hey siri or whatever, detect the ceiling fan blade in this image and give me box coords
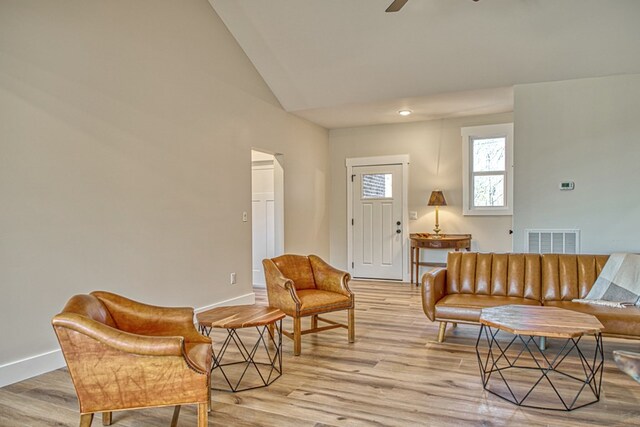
[386,0,409,13]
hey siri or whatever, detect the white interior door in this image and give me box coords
[352,164,403,280]
[252,192,275,286]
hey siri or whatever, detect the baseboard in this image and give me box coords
[0,291,256,389]
[194,291,255,313]
[0,349,66,389]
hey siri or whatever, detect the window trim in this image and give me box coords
[461,123,514,216]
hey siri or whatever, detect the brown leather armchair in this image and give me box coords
[263,254,354,355]
[52,292,212,427]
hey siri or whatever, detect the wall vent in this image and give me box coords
[525,229,580,254]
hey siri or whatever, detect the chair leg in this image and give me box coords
[170,406,181,427]
[79,414,94,427]
[293,317,302,356]
[348,308,355,343]
[197,403,208,427]
[311,314,318,329]
[437,322,447,343]
[102,411,112,426]
[452,322,457,328]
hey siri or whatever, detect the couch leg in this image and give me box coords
[437,322,447,343]
[539,336,546,351]
[293,317,302,356]
[79,414,94,427]
[197,403,208,427]
[348,308,355,343]
[102,411,112,426]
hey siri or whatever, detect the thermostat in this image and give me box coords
[559,181,575,190]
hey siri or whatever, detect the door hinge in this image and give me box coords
[351,174,355,182]
[351,218,354,226]
[352,262,354,268]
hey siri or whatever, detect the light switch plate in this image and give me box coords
[409,211,418,220]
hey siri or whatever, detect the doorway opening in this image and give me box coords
[251,150,284,287]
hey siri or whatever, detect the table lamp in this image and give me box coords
[428,190,447,238]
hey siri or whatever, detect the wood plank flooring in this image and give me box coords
[2,281,640,426]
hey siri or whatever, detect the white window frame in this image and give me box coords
[461,123,514,216]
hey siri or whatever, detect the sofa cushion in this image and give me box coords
[435,294,542,322]
[446,252,542,300]
[544,301,640,337]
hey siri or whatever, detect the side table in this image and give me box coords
[476,305,604,411]
[410,233,471,284]
[196,305,285,392]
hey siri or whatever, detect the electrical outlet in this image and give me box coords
[230,272,237,285]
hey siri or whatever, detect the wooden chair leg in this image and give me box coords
[293,317,302,356]
[197,403,208,427]
[102,411,112,426]
[437,321,447,343]
[311,314,318,329]
[79,413,94,427]
[452,322,458,328]
[170,405,181,427]
[348,308,355,343]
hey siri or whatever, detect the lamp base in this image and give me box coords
[432,228,443,239]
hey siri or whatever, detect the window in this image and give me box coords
[362,173,392,198]
[461,123,513,215]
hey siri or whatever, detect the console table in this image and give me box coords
[410,233,471,285]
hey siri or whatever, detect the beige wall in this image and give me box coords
[329,113,514,272]
[0,0,329,378]
[513,74,640,253]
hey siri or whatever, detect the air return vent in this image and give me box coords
[525,229,580,254]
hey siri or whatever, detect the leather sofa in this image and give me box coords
[422,252,640,342]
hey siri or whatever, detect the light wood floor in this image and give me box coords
[1,281,640,426]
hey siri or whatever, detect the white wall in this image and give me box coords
[0,0,329,385]
[513,74,640,254]
[329,113,514,272]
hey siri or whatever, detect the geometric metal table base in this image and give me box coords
[200,319,283,392]
[476,325,604,411]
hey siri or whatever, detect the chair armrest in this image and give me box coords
[91,291,208,343]
[53,313,185,357]
[263,259,300,314]
[309,255,352,297]
[421,268,447,322]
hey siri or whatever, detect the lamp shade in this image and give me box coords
[428,190,447,206]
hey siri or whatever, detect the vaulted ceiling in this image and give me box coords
[209,0,640,128]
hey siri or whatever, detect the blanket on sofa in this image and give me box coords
[573,253,640,308]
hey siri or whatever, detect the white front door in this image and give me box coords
[352,164,403,280]
[252,192,275,286]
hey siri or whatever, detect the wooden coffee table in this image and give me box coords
[197,305,285,392]
[476,305,604,411]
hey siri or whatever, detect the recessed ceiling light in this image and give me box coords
[398,109,412,116]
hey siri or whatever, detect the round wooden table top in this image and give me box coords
[196,305,285,329]
[479,305,604,338]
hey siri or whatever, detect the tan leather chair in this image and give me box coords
[52,292,212,427]
[263,254,354,355]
